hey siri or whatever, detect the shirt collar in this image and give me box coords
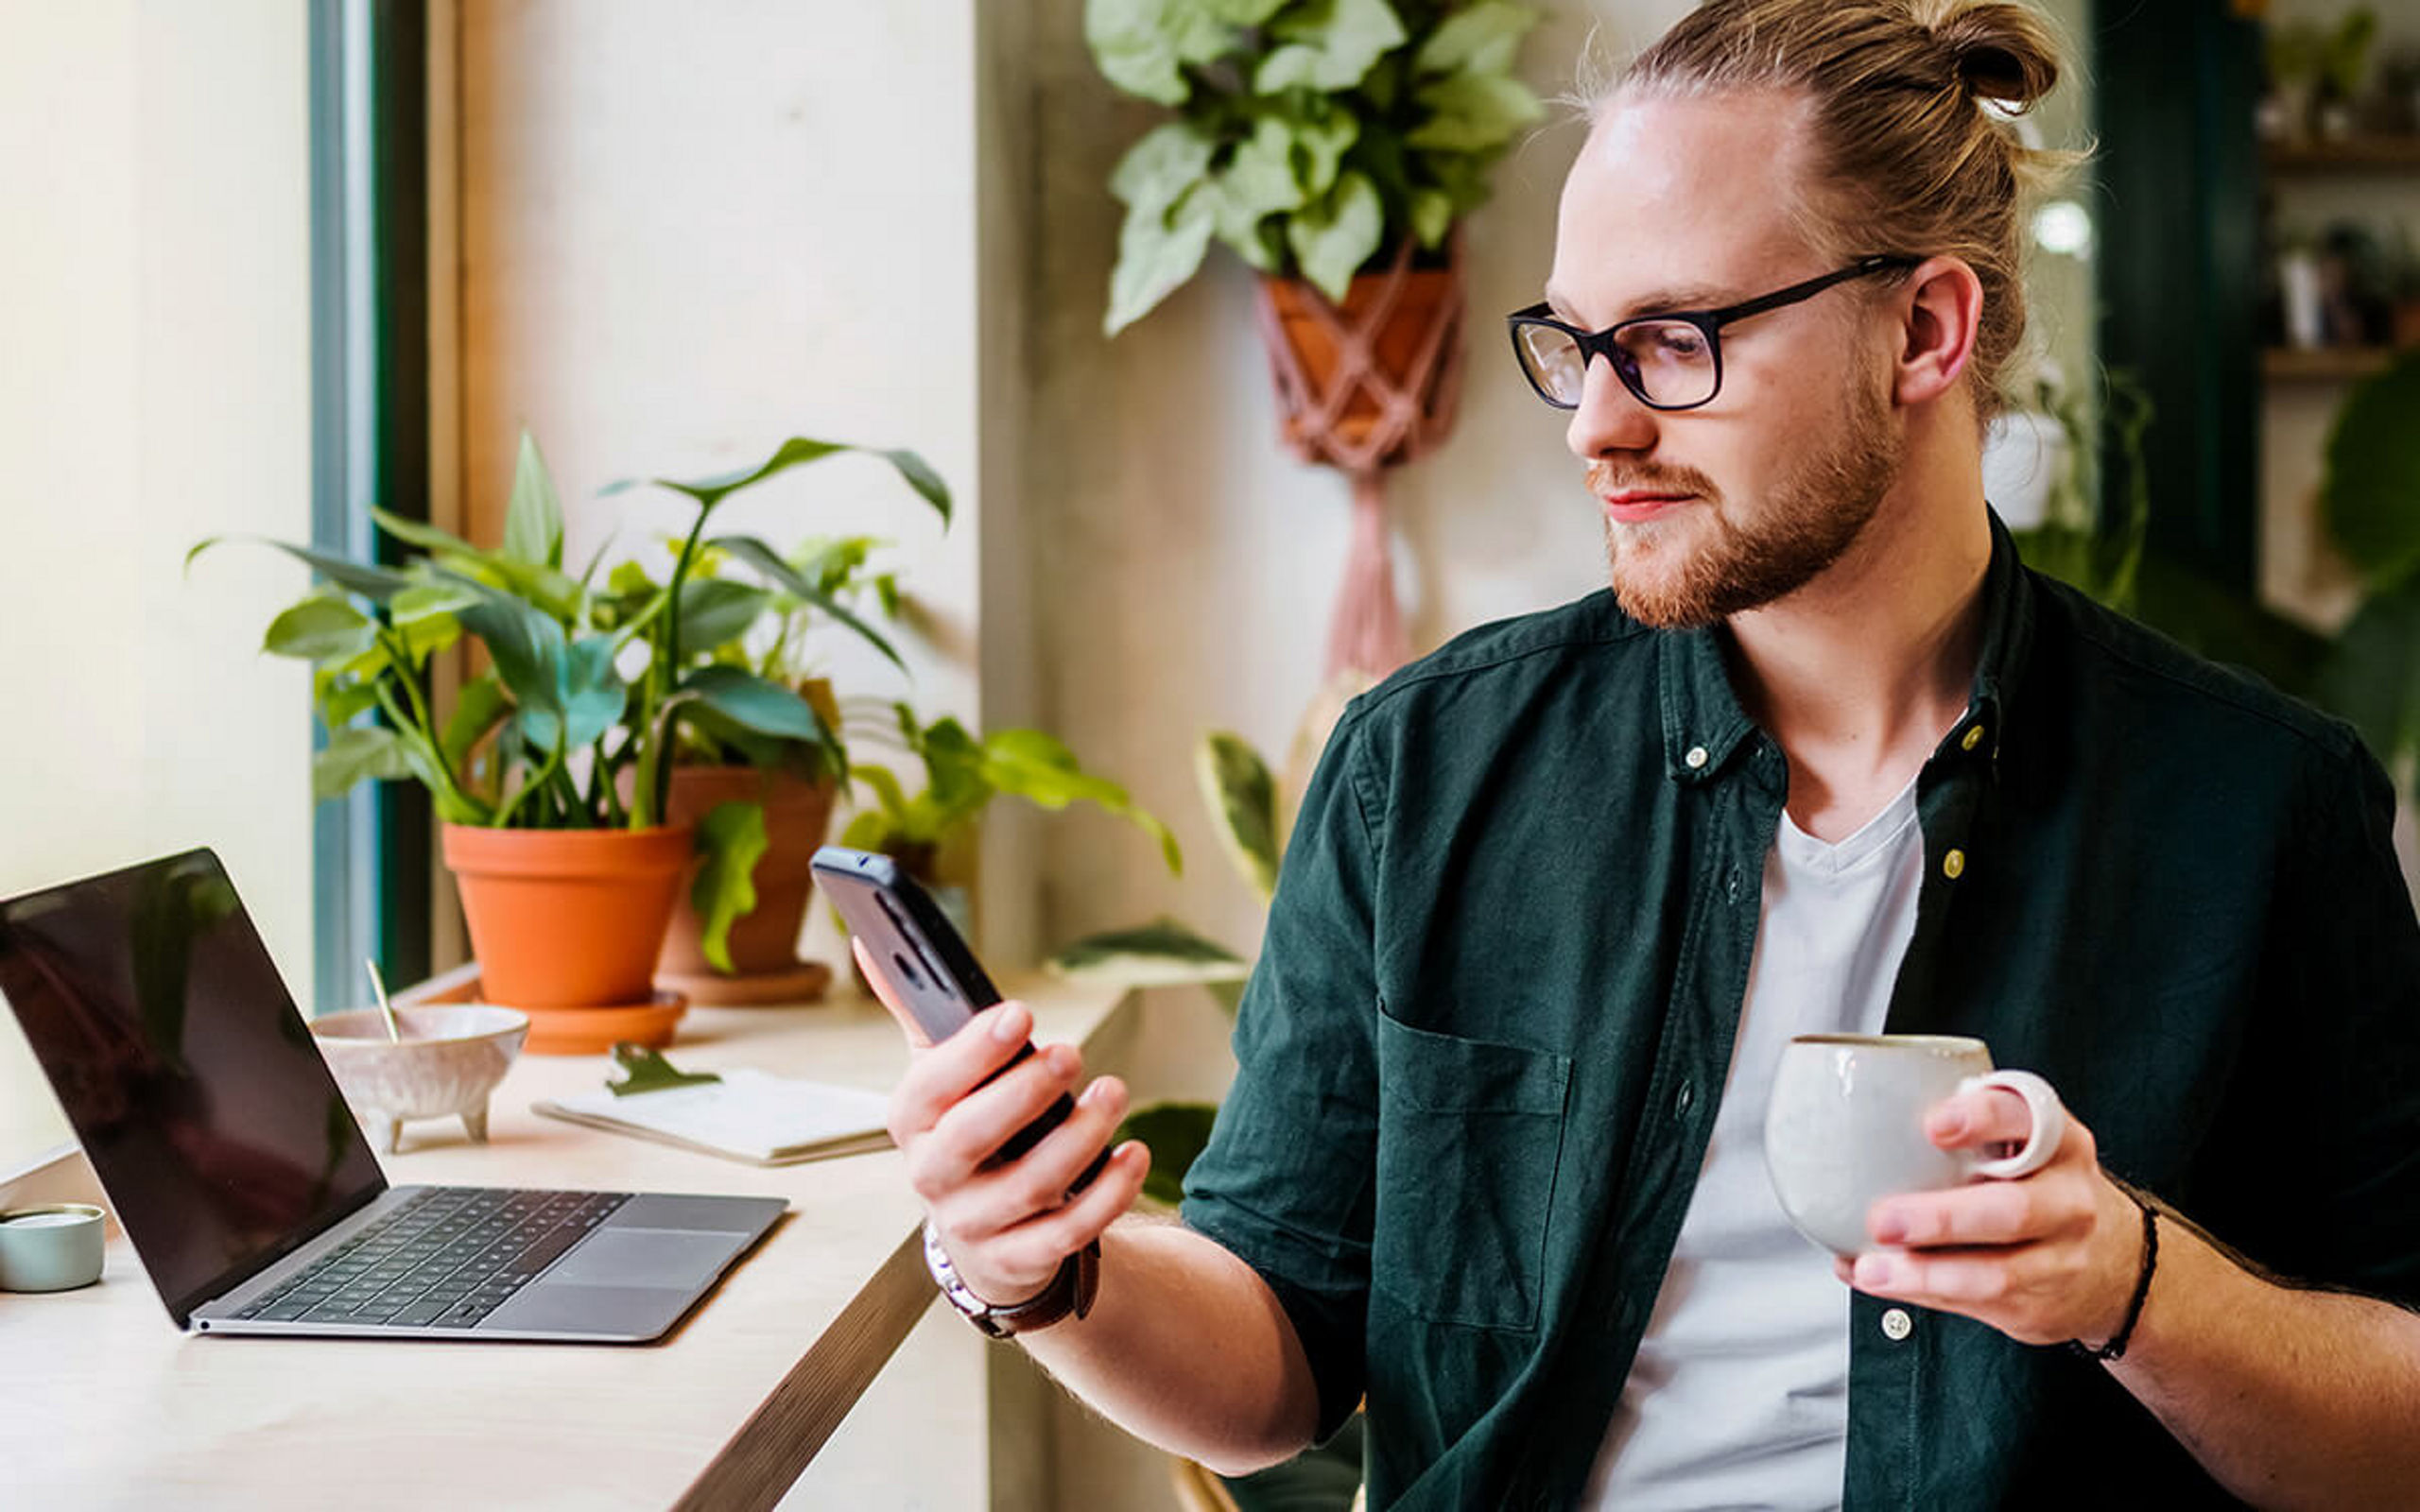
[1657,508,2034,785]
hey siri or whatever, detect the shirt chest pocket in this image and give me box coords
[1372,1012,1572,1332]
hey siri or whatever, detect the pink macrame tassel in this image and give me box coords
[1323,470,1410,683]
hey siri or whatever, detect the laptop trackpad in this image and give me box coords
[546,1228,748,1289]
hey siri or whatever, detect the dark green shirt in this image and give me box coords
[1182,520,2420,1510]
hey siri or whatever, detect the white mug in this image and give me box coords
[1764,1033,2066,1257]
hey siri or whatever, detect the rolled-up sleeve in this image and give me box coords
[1182,710,1383,1444]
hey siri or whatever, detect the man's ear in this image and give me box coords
[1892,256,1984,408]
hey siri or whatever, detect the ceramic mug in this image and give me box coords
[1764,1034,2066,1257]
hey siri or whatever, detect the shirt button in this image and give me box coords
[1942,849,1966,880]
[1961,725,1985,753]
[1685,745,1709,770]
[1724,867,1742,902]
[1673,1080,1696,1117]
[1881,1307,1913,1341]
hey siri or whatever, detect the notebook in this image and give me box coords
[534,1070,893,1166]
[0,848,786,1343]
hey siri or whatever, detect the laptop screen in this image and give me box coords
[0,849,385,1325]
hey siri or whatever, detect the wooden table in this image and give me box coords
[0,972,1134,1511]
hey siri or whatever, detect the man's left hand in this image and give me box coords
[1833,1085,2144,1349]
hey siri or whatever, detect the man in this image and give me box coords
[870,0,2420,1504]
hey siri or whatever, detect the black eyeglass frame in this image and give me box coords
[1505,254,1920,412]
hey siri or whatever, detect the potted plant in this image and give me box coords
[1088,0,1543,708]
[839,704,1184,939]
[1092,0,1541,450]
[604,525,938,1006]
[189,428,942,1053]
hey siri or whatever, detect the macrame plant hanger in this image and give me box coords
[1253,238,1468,689]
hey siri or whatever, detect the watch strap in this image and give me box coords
[924,1219,1099,1339]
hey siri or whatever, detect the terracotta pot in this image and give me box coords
[1254,239,1467,472]
[441,822,696,1012]
[654,764,840,1003]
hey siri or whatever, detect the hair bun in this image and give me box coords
[1923,1,2061,109]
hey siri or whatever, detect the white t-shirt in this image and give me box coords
[1582,776,1927,1510]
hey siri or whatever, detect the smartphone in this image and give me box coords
[812,846,1106,1187]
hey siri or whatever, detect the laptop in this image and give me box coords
[0,848,786,1343]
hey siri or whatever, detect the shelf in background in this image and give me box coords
[2263,347,2402,382]
[2263,136,2420,174]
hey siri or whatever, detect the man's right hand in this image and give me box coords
[860,937,1152,1308]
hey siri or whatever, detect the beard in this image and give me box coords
[1595,373,1901,630]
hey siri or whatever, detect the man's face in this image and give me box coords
[1548,89,1902,629]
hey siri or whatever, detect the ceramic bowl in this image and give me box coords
[312,1005,530,1153]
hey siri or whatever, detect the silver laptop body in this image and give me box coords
[0,849,784,1343]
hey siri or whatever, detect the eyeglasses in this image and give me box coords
[1505,255,1918,412]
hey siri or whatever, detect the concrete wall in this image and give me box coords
[0,0,314,1169]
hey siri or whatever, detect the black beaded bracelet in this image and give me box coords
[2068,1191,2158,1363]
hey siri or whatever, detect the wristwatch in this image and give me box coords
[923,1219,1100,1338]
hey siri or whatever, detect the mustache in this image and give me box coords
[1586,461,1719,499]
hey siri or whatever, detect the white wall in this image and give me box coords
[0,0,314,1169]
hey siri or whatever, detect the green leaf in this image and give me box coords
[875,448,953,524]
[185,535,413,603]
[981,729,1183,874]
[689,800,771,974]
[921,717,996,827]
[608,558,660,598]
[528,632,626,754]
[2322,350,2420,587]
[504,430,565,569]
[676,665,835,745]
[1195,730,1280,901]
[1109,121,1220,216]
[313,725,414,801]
[1115,1100,1221,1207]
[264,593,378,662]
[1254,0,1407,92]
[450,584,573,749]
[392,579,483,624]
[1409,187,1454,249]
[1085,0,1236,106]
[847,762,916,828]
[437,548,585,625]
[714,535,907,671]
[1047,918,1251,985]
[366,507,496,569]
[677,578,774,657]
[441,670,510,771]
[626,438,951,525]
[1105,193,1217,336]
[1203,116,1308,255]
[1288,108,1358,198]
[1412,1,1536,77]
[1407,71,1545,152]
[1286,171,1385,302]
[315,668,383,727]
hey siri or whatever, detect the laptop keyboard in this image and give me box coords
[233,1188,631,1330]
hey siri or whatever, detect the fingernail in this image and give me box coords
[1871,1210,1908,1245]
[1855,1253,1899,1289]
[1080,1079,1113,1108]
[1931,1108,1968,1140]
[990,1004,1028,1043]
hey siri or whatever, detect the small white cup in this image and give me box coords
[1765,1034,2066,1257]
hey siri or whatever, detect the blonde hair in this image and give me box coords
[1606,0,2080,421]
